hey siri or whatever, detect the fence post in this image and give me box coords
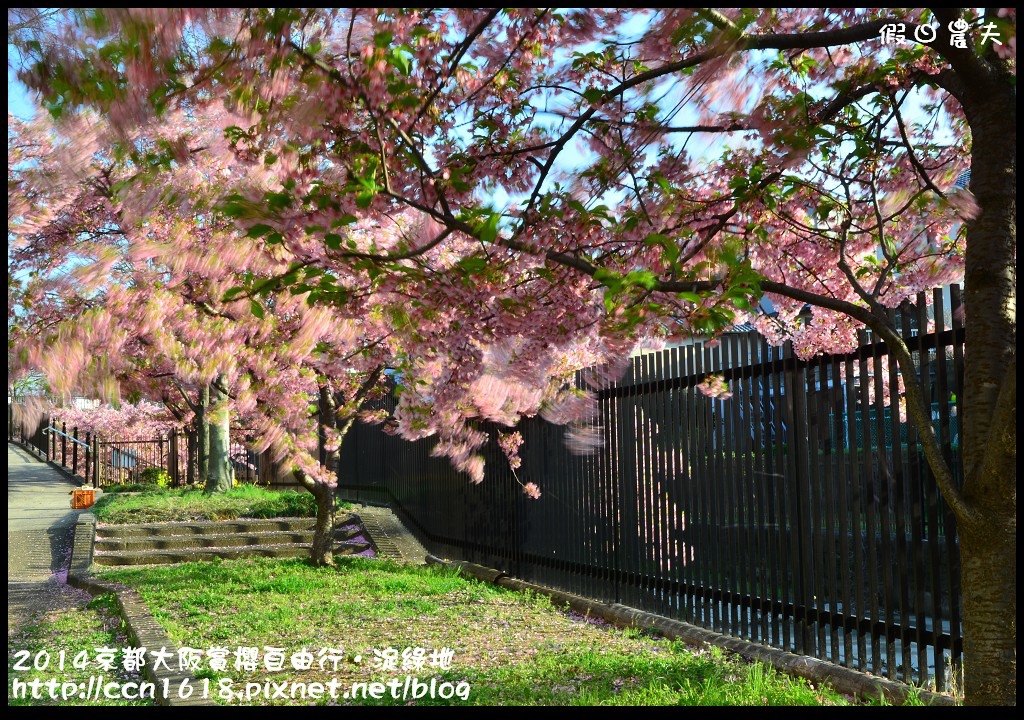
[84,432,92,486]
[168,432,179,486]
[186,431,196,486]
[93,435,101,488]
[61,421,67,467]
[72,427,79,477]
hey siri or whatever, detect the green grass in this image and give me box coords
[7,594,156,706]
[92,485,324,524]
[93,557,904,707]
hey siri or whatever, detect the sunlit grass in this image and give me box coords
[93,557,917,706]
[91,485,326,524]
[7,594,156,706]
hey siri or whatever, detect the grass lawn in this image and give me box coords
[7,594,156,706]
[91,485,322,524]
[94,557,927,706]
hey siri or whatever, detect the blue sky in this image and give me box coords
[9,61,38,121]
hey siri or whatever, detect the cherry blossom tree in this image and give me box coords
[8,8,1015,703]
[8,103,607,565]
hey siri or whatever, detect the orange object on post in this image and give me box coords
[71,489,96,509]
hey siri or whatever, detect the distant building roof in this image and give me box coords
[728,323,758,334]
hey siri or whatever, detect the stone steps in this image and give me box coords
[92,514,375,567]
[96,517,317,539]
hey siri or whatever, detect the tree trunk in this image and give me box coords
[196,384,210,486]
[958,507,1016,705]
[205,380,233,494]
[955,67,1017,705]
[309,482,337,567]
[306,384,340,566]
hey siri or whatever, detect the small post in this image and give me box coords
[84,432,92,485]
[168,432,178,486]
[72,427,79,477]
[93,435,101,488]
[61,421,67,467]
[186,431,196,486]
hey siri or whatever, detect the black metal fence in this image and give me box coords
[337,287,965,692]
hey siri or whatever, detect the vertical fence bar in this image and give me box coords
[666,347,683,620]
[929,287,950,690]
[780,342,803,654]
[910,293,931,687]
[682,342,699,625]
[793,351,814,656]
[652,349,670,617]
[818,360,834,662]
[844,350,867,672]
[869,330,895,679]
[887,306,913,683]
[710,341,726,634]
[168,432,178,486]
[750,340,771,646]
[72,426,80,478]
[857,329,881,674]
[810,360,833,663]
[92,436,100,488]
[188,432,197,486]
[719,338,737,638]
[84,432,92,487]
[945,283,965,683]
[693,341,711,629]
[832,352,854,669]
[61,421,67,468]
[724,336,745,640]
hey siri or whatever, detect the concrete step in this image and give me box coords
[90,512,375,567]
[95,514,359,539]
[92,540,373,566]
[95,525,365,552]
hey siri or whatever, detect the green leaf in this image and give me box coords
[388,48,411,75]
[250,300,265,319]
[265,191,293,211]
[331,214,358,227]
[479,213,501,243]
[356,191,375,209]
[457,256,488,274]
[324,233,343,250]
[624,270,658,290]
[245,224,274,238]
[222,287,246,302]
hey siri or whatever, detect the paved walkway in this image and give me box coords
[351,504,429,565]
[7,442,94,635]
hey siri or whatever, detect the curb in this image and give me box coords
[424,555,957,707]
[67,514,216,706]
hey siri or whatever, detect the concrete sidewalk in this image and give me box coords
[7,441,94,634]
